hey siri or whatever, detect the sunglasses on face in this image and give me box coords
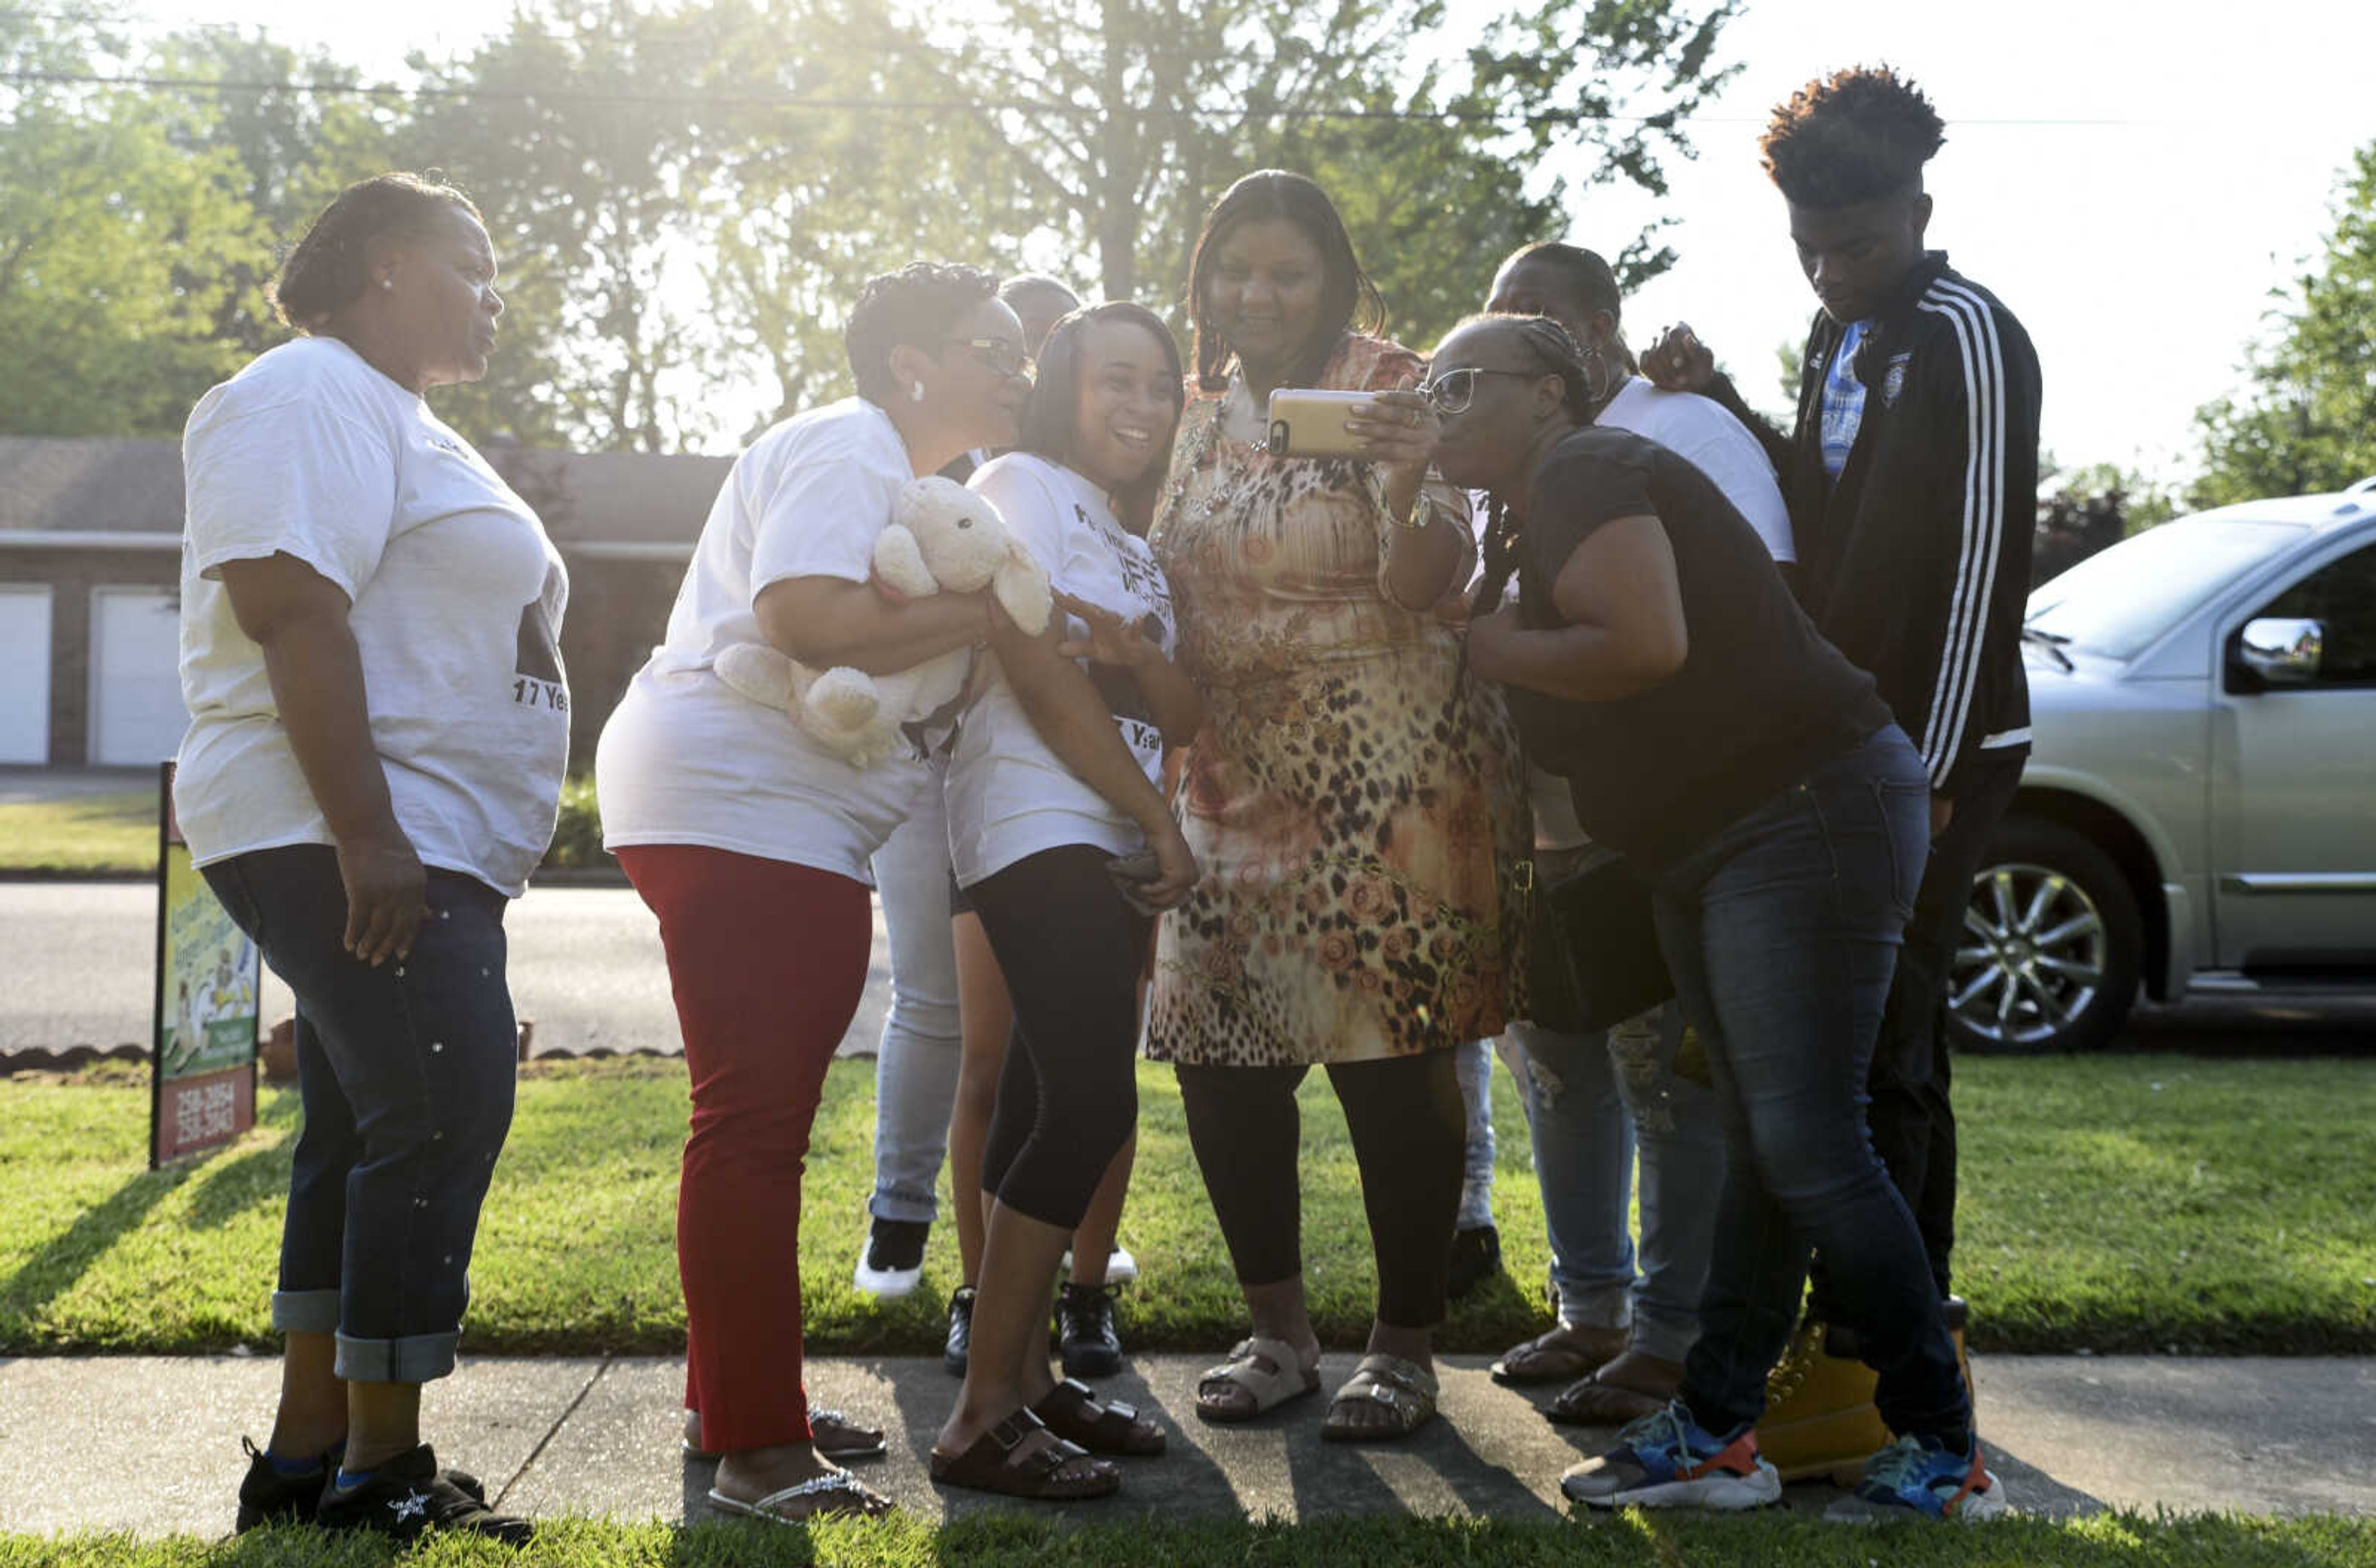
[1416,365,1539,415]
[945,337,1032,380]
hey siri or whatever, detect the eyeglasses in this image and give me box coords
[1416,366,1539,415]
[945,337,1032,380]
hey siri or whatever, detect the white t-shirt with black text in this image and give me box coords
[595,397,933,882]
[945,453,1175,887]
[176,335,570,898]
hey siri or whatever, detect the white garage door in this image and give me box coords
[88,587,190,766]
[0,585,52,764]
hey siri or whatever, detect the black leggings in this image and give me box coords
[970,843,1150,1230]
[1175,1049,1465,1330]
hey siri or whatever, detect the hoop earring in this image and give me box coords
[1580,344,1616,406]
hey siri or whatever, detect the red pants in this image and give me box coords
[616,844,872,1452]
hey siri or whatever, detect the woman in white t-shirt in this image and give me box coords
[592,263,1033,1524]
[178,173,556,1545]
[926,301,1201,1499]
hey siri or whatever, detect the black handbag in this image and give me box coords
[1526,845,1675,1036]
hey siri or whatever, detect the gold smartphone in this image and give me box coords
[1266,389,1372,459]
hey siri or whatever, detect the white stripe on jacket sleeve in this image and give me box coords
[1914,281,2010,789]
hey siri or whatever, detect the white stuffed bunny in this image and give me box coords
[714,475,1052,768]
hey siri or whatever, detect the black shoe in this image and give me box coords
[944,1285,976,1376]
[1446,1224,1502,1299]
[1054,1282,1124,1379]
[314,1444,531,1545]
[853,1217,931,1299]
[235,1436,337,1533]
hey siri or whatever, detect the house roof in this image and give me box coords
[0,436,731,548]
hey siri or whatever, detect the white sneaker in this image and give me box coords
[1060,1246,1138,1285]
[851,1217,928,1299]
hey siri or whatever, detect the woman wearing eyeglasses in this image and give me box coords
[593,263,1031,1525]
[1146,171,1529,1442]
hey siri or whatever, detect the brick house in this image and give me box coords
[0,435,729,771]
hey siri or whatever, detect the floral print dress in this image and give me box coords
[1144,334,1530,1067]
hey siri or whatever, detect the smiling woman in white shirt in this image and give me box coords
[593,262,1031,1525]
[178,172,556,1548]
[929,302,1202,1501]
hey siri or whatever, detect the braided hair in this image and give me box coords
[1760,65,1947,208]
[1442,311,1610,619]
[269,173,481,330]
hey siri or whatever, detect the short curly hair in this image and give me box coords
[270,172,481,330]
[1760,65,1946,209]
[844,262,1002,405]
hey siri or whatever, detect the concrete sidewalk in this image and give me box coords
[4,1351,2372,1536]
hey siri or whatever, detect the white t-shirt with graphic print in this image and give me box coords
[595,397,935,883]
[945,452,1176,888]
[176,335,570,898]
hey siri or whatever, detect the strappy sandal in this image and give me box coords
[682,1406,887,1462]
[1489,1322,1627,1386]
[1319,1353,1439,1443]
[1194,1335,1321,1424]
[1031,1377,1166,1455]
[929,1410,1121,1500]
[707,1470,894,1522]
[1546,1351,1682,1427]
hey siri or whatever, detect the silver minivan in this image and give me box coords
[1948,480,2376,1053]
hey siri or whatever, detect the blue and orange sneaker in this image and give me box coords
[1560,1400,1781,1510]
[1824,1432,2009,1523]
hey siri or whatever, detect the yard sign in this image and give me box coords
[150,760,259,1167]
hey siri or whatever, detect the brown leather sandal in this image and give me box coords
[1031,1377,1167,1456]
[1545,1350,1684,1426]
[1489,1322,1628,1387]
[928,1410,1121,1500]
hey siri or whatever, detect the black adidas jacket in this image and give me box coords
[1710,252,2041,798]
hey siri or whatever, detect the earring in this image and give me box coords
[908,382,925,403]
[379,277,394,291]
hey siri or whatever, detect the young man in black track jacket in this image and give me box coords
[1644,66,2042,1314]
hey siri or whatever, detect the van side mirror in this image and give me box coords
[2230,616,2324,691]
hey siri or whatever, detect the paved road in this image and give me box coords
[3,1352,2372,1536]
[0,882,895,1059]
[4,879,2373,1059]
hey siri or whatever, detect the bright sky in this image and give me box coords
[118,0,2376,480]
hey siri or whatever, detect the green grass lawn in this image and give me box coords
[7,1512,2373,1567]
[3,1053,2373,1357]
[0,790,157,874]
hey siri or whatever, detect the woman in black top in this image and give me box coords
[1429,313,2004,1523]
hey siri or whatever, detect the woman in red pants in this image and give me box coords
[594,263,1030,1524]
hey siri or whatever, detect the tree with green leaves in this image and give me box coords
[2192,140,2376,506]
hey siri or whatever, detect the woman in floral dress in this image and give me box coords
[1147,171,1530,1442]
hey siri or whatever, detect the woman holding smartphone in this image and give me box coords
[1147,171,1529,1443]
[929,301,1200,1499]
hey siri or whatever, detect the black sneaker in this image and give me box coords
[1054,1282,1123,1379]
[235,1436,335,1533]
[315,1444,531,1545]
[853,1217,930,1299]
[944,1285,976,1376]
[1447,1223,1502,1299]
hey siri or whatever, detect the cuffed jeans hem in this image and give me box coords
[1630,1312,1700,1364]
[333,1329,462,1384]
[1556,1284,1634,1333]
[270,1288,341,1335]
[866,1187,939,1225]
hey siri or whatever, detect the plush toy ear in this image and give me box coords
[873,524,939,598]
[992,548,1052,635]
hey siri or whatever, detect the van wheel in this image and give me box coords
[1945,816,2143,1055]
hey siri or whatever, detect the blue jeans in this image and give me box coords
[1654,725,1969,1442]
[1510,1002,1724,1363]
[202,845,517,1384]
[1454,1038,1499,1232]
[866,780,962,1225]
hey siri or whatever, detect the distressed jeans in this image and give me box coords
[202,845,517,1384]
[866,776,963,1226]
[1453,1037,1500,1232]
[1508,1002,1725,1363]
[1656,725,1971,1442]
